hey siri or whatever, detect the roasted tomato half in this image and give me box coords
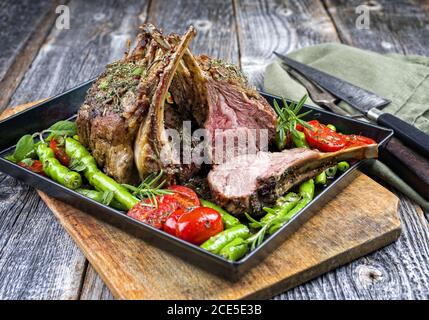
[343,134,376,149]
[168,185,200,209]
[302,120,346,152]
[49,138,70,166]
[176,207,223,245]
[128,195,179,229]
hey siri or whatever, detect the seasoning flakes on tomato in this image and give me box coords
[128,195,179,229]
[343,134,377,149]
[168,185,200,209]
[302,120,346,152]
[176,207,223,245]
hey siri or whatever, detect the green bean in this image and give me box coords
[337,161,350,172]
[200,224,250,254]
[200,199,240,229]
[325,165,338,178]
[291,131,308,148]
[76,188,127,211]
[315,171,327,185]
[36,143,82,189]
[219,238,248,261]
[327,124,336,131]
[65,138,138,210]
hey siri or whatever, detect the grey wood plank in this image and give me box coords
[79,264,115,300]
[275,193,429,300]
[147,0,239,63]
[0,173,86,299]
[9,0,149,107]
[324,0,429,55]
[0,0,59,111]
[0,0,150,300]
[234,0,341,88]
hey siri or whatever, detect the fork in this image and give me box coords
[287,68,361,118]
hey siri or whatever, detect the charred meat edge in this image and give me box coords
[208,144,378,215]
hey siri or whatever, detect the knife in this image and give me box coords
[274,52,429,159]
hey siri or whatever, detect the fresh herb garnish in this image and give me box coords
[244,212,291,251]
[44,120,77,141]
[69,158,87,172]
[274,94,313,150]
[4,120,76,163]
[6,134,35,163]
[122,170,173,207]
[100,191,114,206]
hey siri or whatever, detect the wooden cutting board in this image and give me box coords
[1,103,401,300]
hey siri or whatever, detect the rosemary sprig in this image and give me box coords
[122,170,173,207]
[244,212,287,251]
[274,94,313,149]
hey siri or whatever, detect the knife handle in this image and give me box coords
[380,137,429,200]
[377,113,429,159]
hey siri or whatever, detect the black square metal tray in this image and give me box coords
[0,79,393,280]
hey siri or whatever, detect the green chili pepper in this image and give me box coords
[315,171,327,185]
[291,131,308,148]
[325,165,338,178]
[200,224,250,254]
[76,188,127,211]
[327,124,336,131]
[268,179,314,235]
[219,238,248,261]
[65,138,138,210]
[200,199,240,229]
[337,161,350,172]
[299,178,315,199]
[255,192,301,227]
[36,143,82,189]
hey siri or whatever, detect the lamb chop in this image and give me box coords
[77,21,278,186]
[170,49,278,164]
[77,25,196,184]
[208,144,378,215]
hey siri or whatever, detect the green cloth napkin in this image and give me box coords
[264,43,429,211]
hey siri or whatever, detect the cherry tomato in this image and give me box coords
[168,185,200,209]
[128,195,179,229]
[163,208,187,236]
[18,159,45,175]
[303,120,346,152]
[176,207,223,245]
[343,134,377,149]
[49,138,70,166]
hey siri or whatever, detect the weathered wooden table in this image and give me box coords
[0,0,428,300]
